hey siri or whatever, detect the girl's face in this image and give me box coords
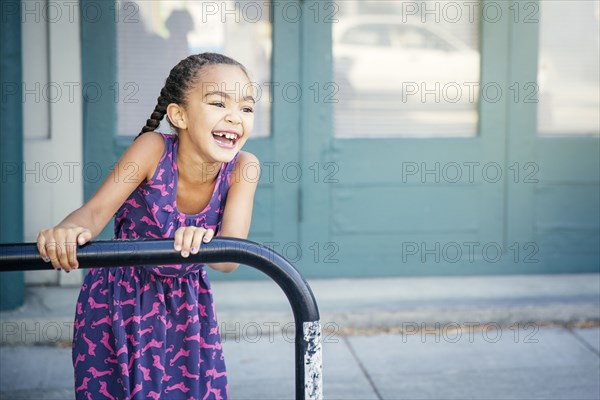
[178,64,255,163]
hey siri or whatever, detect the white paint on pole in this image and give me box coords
[303,320,323,399]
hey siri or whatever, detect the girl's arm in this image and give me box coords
[37,132,165,271]
[207,151,260,273]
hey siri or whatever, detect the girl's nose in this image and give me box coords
[225,109,242,124]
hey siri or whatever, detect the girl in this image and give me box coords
[36,52,259,399]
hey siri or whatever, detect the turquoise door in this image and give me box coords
[298,1,506,277]
[81,1,302,280]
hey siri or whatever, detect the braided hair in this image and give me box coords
[136,52,248,139]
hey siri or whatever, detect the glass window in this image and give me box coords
[538,1,600,136]
[333,0,480,138]
[116,1,272,138]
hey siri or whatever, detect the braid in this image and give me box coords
[135,52,249,140]
[138,90,168,136]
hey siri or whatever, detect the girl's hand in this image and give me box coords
[174,226,215,258]
[36,226,93,272]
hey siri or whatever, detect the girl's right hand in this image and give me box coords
[36,226,93,272]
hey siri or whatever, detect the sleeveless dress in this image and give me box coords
[72,133,238,400]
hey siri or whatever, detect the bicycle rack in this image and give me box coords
[0,238,322,399]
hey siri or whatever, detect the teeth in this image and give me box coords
[214,132,238,141]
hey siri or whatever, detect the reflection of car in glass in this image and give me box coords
[333,16,480,101]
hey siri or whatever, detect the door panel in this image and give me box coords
[300,0,509,277]
[508,1,600,273]
[81,1,302,280]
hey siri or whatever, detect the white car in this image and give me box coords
[333,16,480,100]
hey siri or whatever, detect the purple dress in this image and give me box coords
[72,133,238,400]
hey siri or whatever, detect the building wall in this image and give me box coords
[21,3,83,285]
[10,0,600,286]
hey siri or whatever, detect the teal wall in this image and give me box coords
[81,0,118,240]
[80,0,599,280]
[0,0,25,309]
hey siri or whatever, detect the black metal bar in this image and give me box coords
[0,238,322,399]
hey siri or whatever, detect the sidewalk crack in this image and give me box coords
[343,336,383,400]
[566,328,600,358]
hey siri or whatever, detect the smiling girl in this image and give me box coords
[36,53,259,399]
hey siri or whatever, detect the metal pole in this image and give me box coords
[0,238,323,399]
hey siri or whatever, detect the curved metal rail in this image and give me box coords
[0,238,322,399]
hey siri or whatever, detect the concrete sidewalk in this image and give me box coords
[1,273,599,344]
[1,273,599,399]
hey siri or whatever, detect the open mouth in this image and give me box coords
[212,131,240,149]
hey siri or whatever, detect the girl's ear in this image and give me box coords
[166,103,188,130]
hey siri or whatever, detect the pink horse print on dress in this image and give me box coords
[82,333,97,356]
[165,382,191,394]
[141,301,162,321]
[140,281,151,294]
[104,357,118,365]
[142,338,164,352]
[205,368,227,379]
[75,317,85,330]
[168,288,185,298]
[198,303,208,317]
[169,348,190,366]
[150,203,165,228]
[100,332,115,353]
[118,297,136,306]
[98,381,116,400]
[176,301,195,313]
[87,366,114,378]
[178,365,199,379]
[115,344,127,357]
[148,183,169,197]
[75,376,91,392]
[202,381,223,400]
[151,354,167,375]
[124,198,142,208]
[125,333,140,346]
[147,391,161,400]
[138,325,154,336]
[88,297,109,309]
[162,372,173,383]
[74,353,86,368]
[137,364,152,381]
[130,383,143,397]
[90,275,105,291]
[155,291,165,302]
[183,333,201,343]
[157,314,173,330]
[121,314,141,327]
[175,317,193,332]
[91,315,112,328]
[140,216,161,230]
[128,349,141,370]
[118,280,135,293]
[118,362,129,377]
[200,336,222,350]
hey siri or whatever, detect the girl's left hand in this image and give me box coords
[174,226,215,258]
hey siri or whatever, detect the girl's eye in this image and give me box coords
[242,107,254,113]
[210,102,225,108]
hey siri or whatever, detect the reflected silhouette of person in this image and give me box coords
[165,9,195,67]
